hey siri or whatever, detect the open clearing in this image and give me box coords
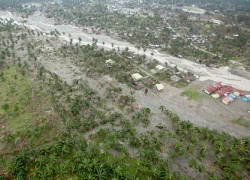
[181,89,205,100]
[182,6,206,14]
[0,66,33,132]
[0,66,64,155]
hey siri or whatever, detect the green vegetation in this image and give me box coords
[41,0,250,65]
[204,23,211,29]
[0,65,63,160]
[155,71,189,88]
[181,89,205,100]
[231,116,250,128]
[0,66,32,132]
[0,0,51,7]
[182,6,205,13]
[1,104,250,179]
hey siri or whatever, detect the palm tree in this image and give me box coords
[159,105,166,112]
[61,145,70,155]
[207,172,219,180]
[223,161,240,174]
[86,174,96,180]
[78,37,82,44]
[171,114,180,124]
[201,127,211,140]
[142,107,151,116]
[82,158,92,172]
[44,163,54,176]
[48,153,57,162]
[56,164,68,178]
[35,156,45,168]
[95,168,108,179]
[189,158,198,169]
[200,144,209,158]
[114,165,123,177]
[38,170,49,180]
[173,141,185,156]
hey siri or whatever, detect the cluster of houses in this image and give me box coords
[171,71,197,83]
[153,63,198,83]
[203,82,249,105]
[126,65,165,92]
[128,62,198,92]
[83,27,101,35]
[187,35,207,44]
[105,55,198,93]
[130,71,164,91]
[210,19,223,25]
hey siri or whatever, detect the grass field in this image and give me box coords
[204,23,211,29]
[0,66,63,156]
[231,116,250,128]
[182,6,206,14]
[181,89,205,100]
[0,66,33,132]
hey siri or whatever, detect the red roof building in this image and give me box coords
[214,86,233,97]
[203,82,223,94]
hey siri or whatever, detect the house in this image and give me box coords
[177,72,196,82]
[151,69,157,74]
[155,83,164,91]
[211,93,220,99]
[210,19,223,25]
[222,93,236,105]
[149,44,161,49]
[203,82,223,95]
[171,75,181,82]
[222,97,231,105]
[233,90,244,97]
[241,95,250,102]
[131,73,143,81]
[155,65,164,72]
[133,81,144,90]
[211,86,233,99]
[105,59,115,67]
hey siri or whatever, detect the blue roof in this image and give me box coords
[241,97,250,102]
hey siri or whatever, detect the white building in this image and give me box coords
[156,65,164,72]
[210,19,223,25]
[131,73,143,81]
[156,84,164,91]
[105,59,115,65]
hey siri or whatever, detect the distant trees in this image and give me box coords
[237,14,250,27]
